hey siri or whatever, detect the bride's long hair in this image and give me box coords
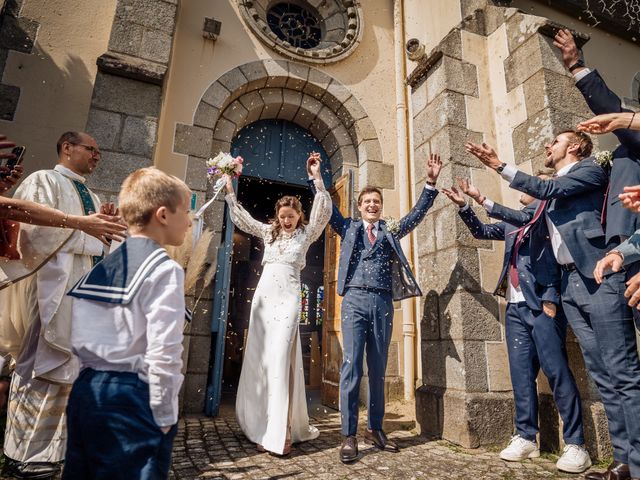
[268,196,308,244]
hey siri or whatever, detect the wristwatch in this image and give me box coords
[426,179,436,187]
[496,163,507,173]
[568,59,585,72]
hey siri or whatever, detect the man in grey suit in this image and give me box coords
[467,133,640,480]
[308,154,441,463]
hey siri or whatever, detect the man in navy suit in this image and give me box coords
[554,29,640,252]
[467,133,640,480]
[308,154,441,463]
[442,175,588,473]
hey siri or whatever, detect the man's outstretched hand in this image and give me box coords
[619,185,640,213]
[553,28,581,71]
[465,142,502,170]
[441,186,466,207]
[426,153,442,184]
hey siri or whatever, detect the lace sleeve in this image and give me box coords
[305,178,332,244]
[225,194,269,239]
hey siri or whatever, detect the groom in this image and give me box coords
[308,153,442,463]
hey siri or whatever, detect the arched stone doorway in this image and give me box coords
[173,59,392,415]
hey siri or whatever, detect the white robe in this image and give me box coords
[0,165,103,463]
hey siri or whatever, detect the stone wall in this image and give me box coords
[0,0,38,121]
[85,0,178,200]
[410,4,611,458]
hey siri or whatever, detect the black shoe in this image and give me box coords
[340,436,358,463]
[363,428,399,452]
[2,456,61,479]
[584,460,630,480]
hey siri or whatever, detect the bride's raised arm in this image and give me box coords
[305,156,332,244]
[224,175,270,239]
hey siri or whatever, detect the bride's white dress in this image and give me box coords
[225,179,332,454]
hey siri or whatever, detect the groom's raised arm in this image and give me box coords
[396,153,442,238]
[396,186,437,238]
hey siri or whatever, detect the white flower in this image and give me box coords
[594,150,613,168]
[384,217,400,235]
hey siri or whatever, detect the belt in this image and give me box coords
[560,263,576,272]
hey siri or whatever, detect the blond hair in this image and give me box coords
[119,167,191,227]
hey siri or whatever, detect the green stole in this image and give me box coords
[70,179,103,266]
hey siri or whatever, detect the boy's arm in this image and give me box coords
[457,204,506,240]
[307,178,348,238]
[141,261,185,429]
[397,186,438,238]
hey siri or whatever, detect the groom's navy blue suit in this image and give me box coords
[490,160,640,477]
[458,204,584,446]
[309,180,436,436]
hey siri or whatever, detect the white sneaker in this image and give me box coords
[556,444,592,473]
[499,435,540,461]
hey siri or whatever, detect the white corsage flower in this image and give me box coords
[594,150,613,168]
[384,217,400,235]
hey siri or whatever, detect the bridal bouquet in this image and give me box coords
[206,152,244,186]
[193,152,244,246]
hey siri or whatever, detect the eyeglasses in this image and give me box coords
[70,143,101,159]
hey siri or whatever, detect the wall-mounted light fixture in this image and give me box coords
[203,17,222,40]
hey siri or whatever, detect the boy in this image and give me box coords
[62,167,192,480]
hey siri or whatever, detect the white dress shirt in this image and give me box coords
[573,68,592,83]
[463,202,526,304]
[499,162,578,265]
[71,259,185,427]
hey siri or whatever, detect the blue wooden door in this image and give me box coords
[205,119,331,416]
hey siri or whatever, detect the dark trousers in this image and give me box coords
[63,369,177,480]
[339,288,394,436]
[505,303,584,444]
[561,270,640,476]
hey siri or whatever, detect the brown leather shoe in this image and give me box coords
[584,461,630,480]
[340,436,358,463]
[363,428,399,452]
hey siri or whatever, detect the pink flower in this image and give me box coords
[236,156,244,164]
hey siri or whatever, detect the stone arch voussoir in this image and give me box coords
[174,59,392,196]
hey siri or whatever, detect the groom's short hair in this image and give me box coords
[357,186,383,205]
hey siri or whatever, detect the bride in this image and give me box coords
[224,153,332,455]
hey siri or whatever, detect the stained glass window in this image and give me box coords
[316,285,324,326]
[300,283,310,324]
[266,3,322,50]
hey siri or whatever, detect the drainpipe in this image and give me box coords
[393,0,416,401]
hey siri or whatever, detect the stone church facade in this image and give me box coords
[1,0,639,459]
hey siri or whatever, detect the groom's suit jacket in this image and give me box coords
[489,160,608,279]
[576,69,640,243]
[308,180,436,301]
[458,205,560,311]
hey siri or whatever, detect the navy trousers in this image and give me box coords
[63,369,177,480]
[505,302,583,444]
[339,288,394,436]
[561,270,640,476]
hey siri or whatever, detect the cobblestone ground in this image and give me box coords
[169,403,591,480]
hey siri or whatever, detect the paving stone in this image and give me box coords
[169,403,582,479]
